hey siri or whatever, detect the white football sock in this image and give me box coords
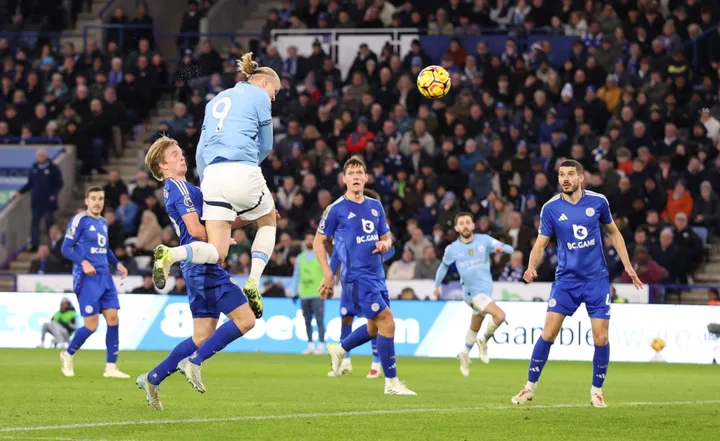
[464,329,478,354]
[525,381,537,391]
[483,317,501,341]
[106,362,116,371]
[169,243,219,264]
[249,225,276,281]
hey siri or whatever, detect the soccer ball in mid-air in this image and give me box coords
[651,337,665,352]
[417,65,451,99]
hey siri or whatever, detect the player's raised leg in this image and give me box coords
[512,311,565,404]
[153,242,219,289]
[178,292,255,393]
[137,318,214,410]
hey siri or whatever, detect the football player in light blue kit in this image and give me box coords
[433,212,513,377]
[512,160,643,408]
[59,187,129,379]
[137,137,257,410]
[314,156,416,395]
[327,186,395,379]
[153,52,281,319]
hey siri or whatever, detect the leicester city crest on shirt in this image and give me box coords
[586,207,595,217]
[163,189,169,199]
[371,208,378,217]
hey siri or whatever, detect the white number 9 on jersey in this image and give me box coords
[212,97,232,132]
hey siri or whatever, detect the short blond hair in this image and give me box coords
[145,135,178,181]
[237,52,280,83]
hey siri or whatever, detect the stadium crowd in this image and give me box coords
[4,0,720,297]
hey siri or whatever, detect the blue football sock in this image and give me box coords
[371,338,380,363]
[190,320,242,365]
[376,335,397,379]
[148,338,197,386]
[66,326,94,356]
[106,325,119,363]
[592,344,610,388]
[528,337,553,383]
[341,323,352,359]
[341,325,372,352]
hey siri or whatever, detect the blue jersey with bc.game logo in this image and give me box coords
[539,190,612,282]
[318,196,389,289]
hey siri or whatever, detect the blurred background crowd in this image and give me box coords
[3,0,720,299]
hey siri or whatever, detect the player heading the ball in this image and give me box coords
[511,160,643,408]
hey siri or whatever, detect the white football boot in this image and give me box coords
[457,351,471,377]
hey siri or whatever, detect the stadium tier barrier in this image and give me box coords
[0,145,76,267]
[1,292,717,364]
[12,273,650,303]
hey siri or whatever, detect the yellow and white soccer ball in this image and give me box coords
[651,337,665,352]
[416,65,451,99]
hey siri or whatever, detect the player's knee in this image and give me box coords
[84,322,98,332]
[341,316,354,326]
[541,328,560,342]
[105,316,119,326]
[593,331,609,346]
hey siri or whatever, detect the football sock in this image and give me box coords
[190,321,243,365]
[464,329,478,354]
[249,226,276,281]
[371,338,380,363]
[170,242,220,265]
[341,325,372,353]
[106,325,119,363]
[148,337,198,385]
[592,344,610,388]
[483,317,501,341]
[377,335,397,379]
[66,326,94,356]
[527,337,553,383]
[341,323,352,359]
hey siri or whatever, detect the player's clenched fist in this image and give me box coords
[523,267,537,283]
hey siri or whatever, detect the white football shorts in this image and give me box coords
[200,162,275,222]
[466,293,493,316]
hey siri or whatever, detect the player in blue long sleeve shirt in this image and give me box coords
[59,186,129,379]
[434,212,513,376]
[327,187,395,379]
[184,52,281,316]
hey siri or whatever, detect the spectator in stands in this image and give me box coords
[132,210,163,256]
[115,193,139,236]
[30,245,61,274]
[413,245,440,279]
[500,250,525,282]
[103,170,128,209]
[652,228,680,283]
[662,181,694,223]
[14,148,63,251]
[621,246,666,285]
[388,248,416,280]
[113,246,138,275]
[130,171,155,210]
[709,288,720,306]
[671,213,703,283]
[692,181,720,236]
[132,275,156,294]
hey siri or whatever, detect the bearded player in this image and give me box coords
[511,160,643,408]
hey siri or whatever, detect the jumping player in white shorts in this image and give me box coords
[152,52,281,319]
[433,212,513,376]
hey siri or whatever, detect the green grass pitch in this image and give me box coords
[0,349,718,440]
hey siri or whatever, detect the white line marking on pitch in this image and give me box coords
[0,437,142,441]
[1,400,718,433]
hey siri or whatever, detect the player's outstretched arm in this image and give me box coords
[603,221,644,289]
[524,234,550,283]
